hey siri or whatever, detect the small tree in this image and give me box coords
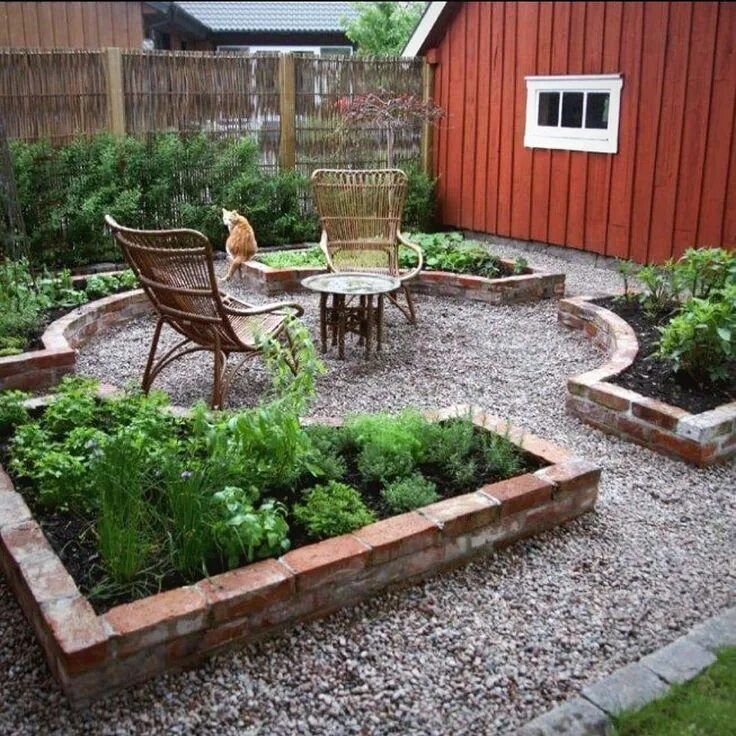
[336,92,444,168]
[341,2,426,57]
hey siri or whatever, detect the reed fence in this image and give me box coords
[0,48,427,173]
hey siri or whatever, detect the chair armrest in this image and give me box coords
[223,297,304,318]
[397,231,424,282]
[319,230,338,273]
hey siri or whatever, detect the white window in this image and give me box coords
[524,74,623,153]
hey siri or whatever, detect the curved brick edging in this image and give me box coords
[559,296,736,466]
[0,289,151,392]
[519,606,736,735]
[0,401,600,706]
[244,258,566,304]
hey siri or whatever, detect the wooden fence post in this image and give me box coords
[105,47,126,137]
[420,56,437,178]
[279,53,296,171]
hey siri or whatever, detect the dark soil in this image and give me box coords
[2,428,545,615]
[594,297,736,413]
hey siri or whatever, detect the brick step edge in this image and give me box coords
[518,605,736,735]
[0,404,599,707]
[242,259,566,303]
[558,295,736,467]
[0,289,151,392]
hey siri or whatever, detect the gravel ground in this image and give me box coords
[1,244,734,735]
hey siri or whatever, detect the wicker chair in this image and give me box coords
[105,215,304,409]
[310,169,424,323]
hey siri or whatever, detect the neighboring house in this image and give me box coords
[144,2,357,54]
[0,2,357,55]
[404,1,736,264]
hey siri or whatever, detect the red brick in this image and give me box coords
[419,492,500,536]
[280,535,370,592]
[480,474,554,516]
[522,499,584,532]
[197,559,294,622]
[517,434,572,464]
[201,617,252,650]
[534,460,601,498]
[650,430,715,466]
[588,382,636,412]
[632,397,688,431]
[613,414,652,443]
[20,554,79,604]
[40,596,109,673]
[353,512,440,565]
[0,491,32,528]
[104,586,208,656]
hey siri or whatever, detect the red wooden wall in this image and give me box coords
[0,3,143,49]
[430,1,736,263]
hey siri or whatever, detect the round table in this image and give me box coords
[301,272,401,359]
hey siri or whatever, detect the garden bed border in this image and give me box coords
[243,257,566,304]
[0,401,600,706]
[0,283,151,392]
[558,295,736,466]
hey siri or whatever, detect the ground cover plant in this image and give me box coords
[604,247,736,412]
[0,323,538,612]
[256,232,529,278]
[0,258,137,355]
[613,647,736,736]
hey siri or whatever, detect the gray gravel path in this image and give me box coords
[1,244,734,735]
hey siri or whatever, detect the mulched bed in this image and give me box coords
[595,297,736,414]
[1,427,545,615]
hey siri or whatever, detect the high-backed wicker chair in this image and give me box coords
[105,215,304,409]
[310,169,424,323]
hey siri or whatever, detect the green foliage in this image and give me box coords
[382,473,439,513]
[615,259,639,303]
[10,133,319,268]
[677,247,736,299]
[637,261,683,318]
[346,409,426,483]
[657,285,736,385]
[403,166,436,231]
[84,270,138,299]
[294,481,376,539]
[257,247,324,268]
[211,487,290,569]
[303,424,349,481]
[341,2,426,56]
[477,426,524,480]
[512,256,529,275]
[0,390,30,435]
[614,647,736,736]
[400,231,504,278]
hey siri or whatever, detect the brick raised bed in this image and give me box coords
[0,288,151,392]
[0,403,599,706]
[244,257,565,304]
[559,295,736,466]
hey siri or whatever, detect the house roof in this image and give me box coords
[402,1,458,57]
[174,2,358,33]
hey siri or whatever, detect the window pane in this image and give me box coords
[585,92,610,129]
[561,92,584,128]
[537,91,560,126]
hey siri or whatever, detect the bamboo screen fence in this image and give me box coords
[0,49,425,172]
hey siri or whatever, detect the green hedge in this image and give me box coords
[8,133,436,268]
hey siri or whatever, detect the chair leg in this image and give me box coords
[142,317,165,394]
[403,284,417,324]
[211,334,226,409]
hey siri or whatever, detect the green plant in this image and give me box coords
[257,247,324,269]
[404,166,437,232]
[657,285,736,384]
[382,473,439,513]
[303,424,349,481]
[677,247,736,299]
[513,256,528,275]
[421,417,478,490]
[637,261,682,317]
[341,1,425,56]
[615,259,639,303]
[294,481,376,539]
[210,487,290,569]
[0,390,30,435]
[478,427,524,480]
[399,232,504,278]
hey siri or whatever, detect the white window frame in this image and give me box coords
[217,44,353,56]
[524,74,623,154]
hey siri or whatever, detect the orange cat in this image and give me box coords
[221,208,258,281]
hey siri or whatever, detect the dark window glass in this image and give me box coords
[585,92,610,129]
[537,91,560,126]
[561,92,584,128]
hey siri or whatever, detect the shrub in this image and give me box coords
[210,487,290,569]
[404,166,436,232]
[382,473,439,513]
[0,390,30,435]
[657,285,736,385]
[478,428,524,480]
[677,247,736,299]
[637,261,683,317]
[294,481,376,539]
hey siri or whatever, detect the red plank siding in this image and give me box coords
[431,1,736,262]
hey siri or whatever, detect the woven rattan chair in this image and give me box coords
[310,169,424,323]
[105,215,304,409]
